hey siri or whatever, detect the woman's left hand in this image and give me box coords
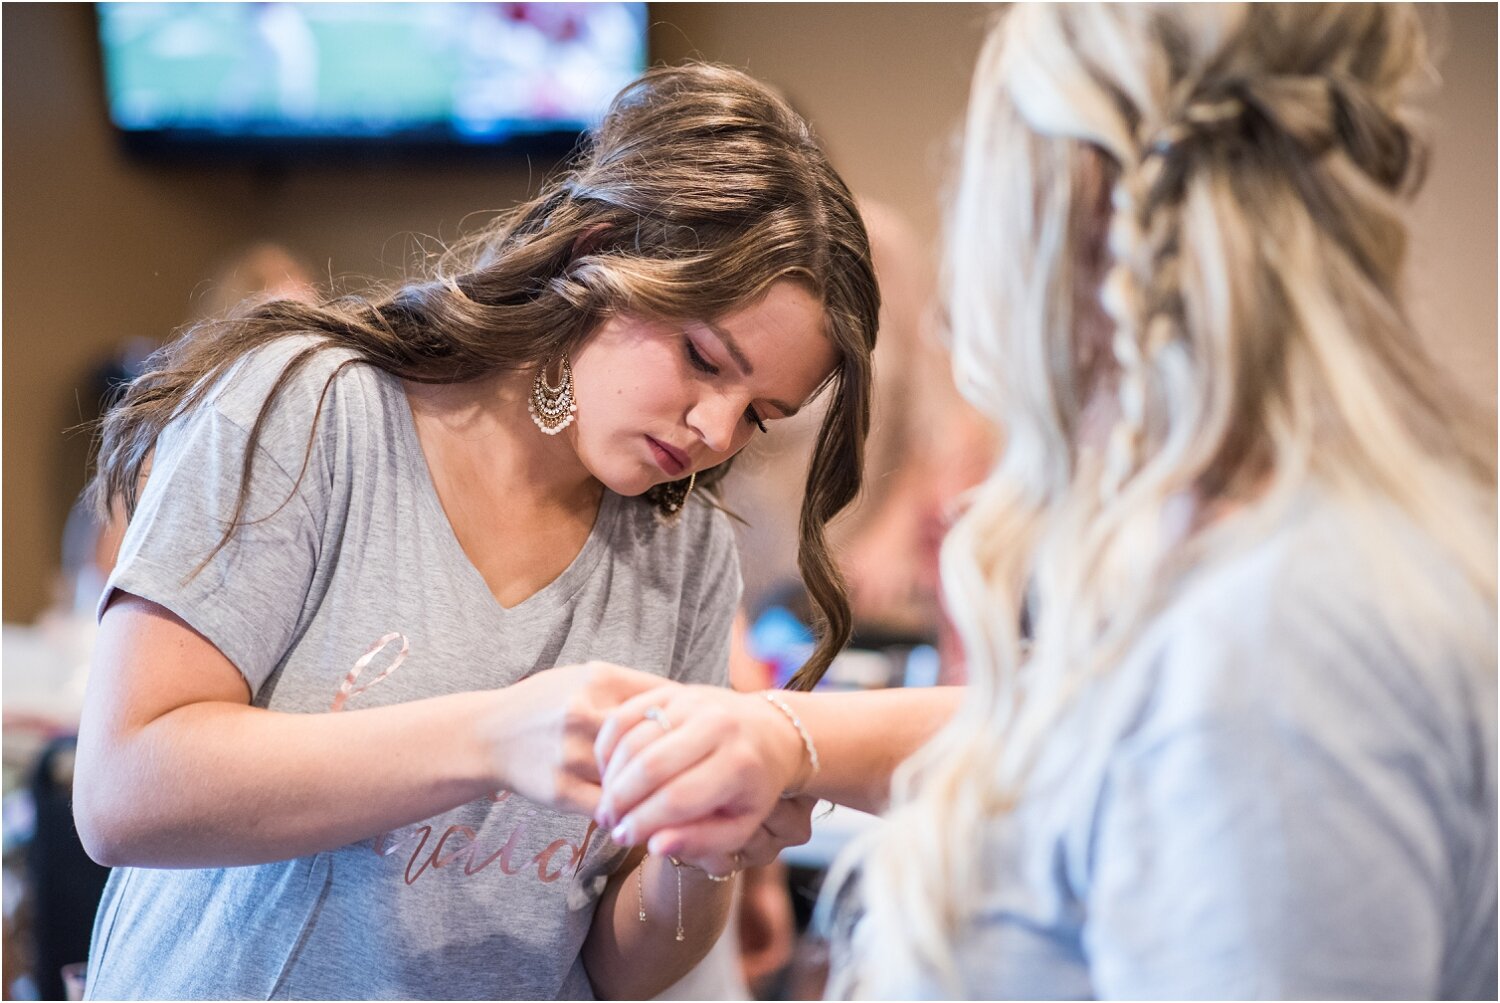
[593,684,810,860]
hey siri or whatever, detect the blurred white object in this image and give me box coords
[823,649,892,691]
[3,620,91,767]
[780,802,879,870]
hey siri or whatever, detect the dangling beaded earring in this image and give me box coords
[528,356,577,435]
[648,472,697,526]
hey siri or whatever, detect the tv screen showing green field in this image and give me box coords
[97,3,647,143]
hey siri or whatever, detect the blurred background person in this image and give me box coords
[706,199,992,997]
[726,201,996,654]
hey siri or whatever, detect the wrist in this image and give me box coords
[472,687,519,793]
[757,692,814,796]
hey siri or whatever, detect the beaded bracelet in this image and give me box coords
[679,856,738,882]
[762,691,821,797]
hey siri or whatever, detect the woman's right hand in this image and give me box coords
[76,594,679,869]
[591,684,811,857]
[482,661,673,817]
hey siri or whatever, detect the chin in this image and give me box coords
[614,479,659,498]
[577,436,675,496]
[589,462,662,498]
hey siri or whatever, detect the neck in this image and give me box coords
[403,370,599,513]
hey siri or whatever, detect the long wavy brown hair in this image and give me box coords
[92,63,880,689]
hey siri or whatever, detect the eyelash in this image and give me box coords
[685,339,768,433]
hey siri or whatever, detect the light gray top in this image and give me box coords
[84,338,740,1000]
[847,492,1496,1000]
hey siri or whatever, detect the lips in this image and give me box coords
[646,436,689,476]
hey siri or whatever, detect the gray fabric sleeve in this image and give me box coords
[100,392,329,698]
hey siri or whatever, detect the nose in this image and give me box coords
[687,393,744,455]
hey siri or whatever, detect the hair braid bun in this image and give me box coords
[1144,72,1414,192]
[1098,64,1406,496]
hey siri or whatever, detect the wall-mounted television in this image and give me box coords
[96,2,648,159]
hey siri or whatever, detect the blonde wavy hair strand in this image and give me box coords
[829,5,1496,995]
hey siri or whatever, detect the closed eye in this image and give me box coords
[686,337,768,433]
[685,338,719,376]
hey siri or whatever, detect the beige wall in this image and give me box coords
[3,3,1493,623]
[1408,3,1498,402]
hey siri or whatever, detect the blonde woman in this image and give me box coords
[596,5,1497,998]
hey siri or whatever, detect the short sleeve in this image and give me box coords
[672,505,743,688]
[1084,630,1450,999]
[101,349,340,697]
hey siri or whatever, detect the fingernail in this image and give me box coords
[611,823,630,845]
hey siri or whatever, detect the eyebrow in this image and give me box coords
[705,321,802,418]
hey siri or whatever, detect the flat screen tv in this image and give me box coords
[96,2,649,158]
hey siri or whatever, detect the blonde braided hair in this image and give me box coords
[828,5,1494,996]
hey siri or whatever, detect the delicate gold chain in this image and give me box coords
[636,855,647,922]
[635,853,686,942]
[674,860,684,941]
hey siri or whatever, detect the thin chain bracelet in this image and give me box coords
[636,853,686,942]
[636,855,647,922]
[672,854,738,882]
[762,691,821,797]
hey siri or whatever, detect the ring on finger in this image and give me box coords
[643,707,672,733]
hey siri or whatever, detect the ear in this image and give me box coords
[571,224,613,259]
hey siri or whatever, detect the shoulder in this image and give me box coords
[202,335,391,437]
[149,336,406,505]
[1058,498,1497,998]
[614,489,736,551]
[613,491,742,600]
[680,492,740,563]
[1115,491,1494,776]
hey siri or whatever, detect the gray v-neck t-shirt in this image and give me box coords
[84,337,740,1000]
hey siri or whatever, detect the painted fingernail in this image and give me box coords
[611,823,630,845]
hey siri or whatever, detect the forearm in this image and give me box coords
[582,848,734,999]
[775,686,962,813]
[75,691,499,869]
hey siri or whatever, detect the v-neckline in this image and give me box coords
[393,379,620,621]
